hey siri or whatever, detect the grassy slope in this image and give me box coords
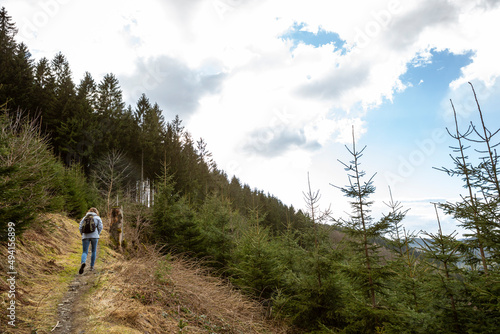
[0,213,288,334]
[1,214,82,333]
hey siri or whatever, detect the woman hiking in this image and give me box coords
[78,207,103,274]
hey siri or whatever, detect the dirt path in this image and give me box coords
[51,247,100,334]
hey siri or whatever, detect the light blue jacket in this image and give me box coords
[79,212,103,239]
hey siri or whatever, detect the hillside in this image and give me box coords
[0,213,288,334]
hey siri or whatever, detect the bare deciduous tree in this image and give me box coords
[93,149,131,221]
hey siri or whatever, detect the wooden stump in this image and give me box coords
[110,207,124,250]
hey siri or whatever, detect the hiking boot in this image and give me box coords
[90,266,94,272]
[79,263,86,274]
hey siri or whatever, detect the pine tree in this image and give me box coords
[51,52,74,100]
[77,72,97,107]
[134,93,151,192]
[179,131,200,200]
[436,98,489,272]
[163,115,205,198]
[143,102,165,179]
[0,7,18,107]
[95,73,125,117]
[94,73,126,154]
[437,83,500,269]
[134,93,150,126]
[332,127,396,332]
[433,84,500,333]
[152,170,200,254]
[333,127,392,308]
[231,207,281,300]
[194,137,216,202]
[381,189,437,333]
[0,7,17,54]
[419,204,464,333]
[49,52,85,165]
[32,57,57,125]
[466,83,500,263]
[0,10,34,111]
[303,172,331,288]
[195,193,236,268]
[74,72,99,171]
[10,43,34,109]
[270,193,345,330]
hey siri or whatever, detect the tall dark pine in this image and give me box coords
[0,7,17,58]
[134,94,149,201]
[32,57,56,132]
[134,94,167,183]
[95,73,125,118]
[0,7,29,110]
[77,71,97,107]
[10,43,34,110]
[94,73,126,153]
[195,137,215,200]
[164,115,186,194]
[0,7,17,85]
[50,52,83,164]
[73,72,99,169]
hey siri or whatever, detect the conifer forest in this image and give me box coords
[1,7,500,333]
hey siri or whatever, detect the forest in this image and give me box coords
[1,7,500,333]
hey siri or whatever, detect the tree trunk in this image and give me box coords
[110,207,124,250]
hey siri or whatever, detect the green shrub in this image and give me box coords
[0,110,97,239]
[0,111,60,237]
[60,164,97,218]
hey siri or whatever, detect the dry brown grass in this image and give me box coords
[86,245,289,333]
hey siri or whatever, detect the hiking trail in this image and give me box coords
[51,242,101,334]
[51,269,96,333]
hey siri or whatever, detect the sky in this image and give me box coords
[4,0,500,237]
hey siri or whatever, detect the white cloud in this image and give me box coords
[120,55,226,115]
[4,0,500,220]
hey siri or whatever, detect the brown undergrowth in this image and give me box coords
[1,213,289,333]
[85,246,288,333]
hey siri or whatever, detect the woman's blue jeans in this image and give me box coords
[81,238,98,267]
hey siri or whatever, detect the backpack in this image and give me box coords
[82,214,96,233]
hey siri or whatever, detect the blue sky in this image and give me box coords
[5,0,500,236]
[281,22,347,54]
